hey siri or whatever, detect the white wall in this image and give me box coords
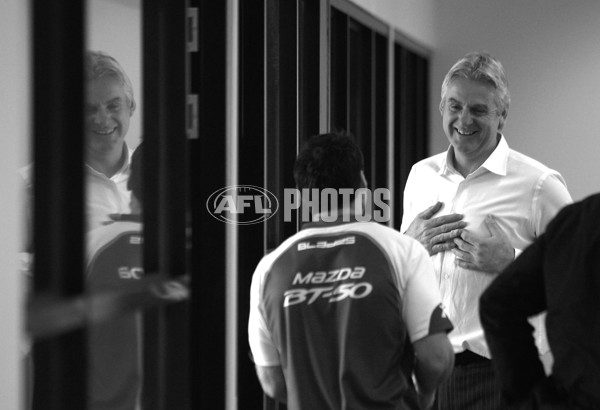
[352,0,600,201]
[87,0,142,150]
[0,0,29,407]
[348,0,437,48]
[431,0,600,201]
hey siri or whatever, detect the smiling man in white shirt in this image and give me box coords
[400,51,572,409]
[21,50,136,240]
[84,50,136,231]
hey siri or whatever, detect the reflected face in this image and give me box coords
[442,77,505,162]
[85,76,132,155]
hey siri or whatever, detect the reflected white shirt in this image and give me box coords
[400,135,572,358]
[19,145,133,249]
[85,146,133,231]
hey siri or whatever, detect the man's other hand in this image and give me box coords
[452,214,515,273]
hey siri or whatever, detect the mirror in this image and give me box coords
[85,1,144,409]
[87,0,141,153]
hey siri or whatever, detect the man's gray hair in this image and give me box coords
[85,50,136,113]
[439,51,510,117]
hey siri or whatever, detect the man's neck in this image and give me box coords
[311,203,368,223]
[452,135,500,177]
[452,154,486,177]
[87,144,126,178]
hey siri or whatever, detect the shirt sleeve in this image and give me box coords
[401,240,453,342]
[480,238,548,403]
[532,171,572,236]
[248,260,280,367]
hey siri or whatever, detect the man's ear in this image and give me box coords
[498,110,508,131]
[129,100,136,116]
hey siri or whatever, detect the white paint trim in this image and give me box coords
[387,26,395,228]
[225,0,239,408]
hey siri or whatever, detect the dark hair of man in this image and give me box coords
[293,132,364,191]
[127,143,143,203]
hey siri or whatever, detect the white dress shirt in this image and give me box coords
[400,135,572,358]
[19,144,132,250]
[85,146,133,231]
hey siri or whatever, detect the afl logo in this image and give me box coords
[206,185,279,225]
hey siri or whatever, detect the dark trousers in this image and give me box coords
[435,350,506,410]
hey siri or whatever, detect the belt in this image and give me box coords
[454,350,490,366]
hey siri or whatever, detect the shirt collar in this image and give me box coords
[85,142,132,178]
[481,135,509,176]
[440,134,509,177]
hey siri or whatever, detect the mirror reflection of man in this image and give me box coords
[20,50,137,253]
[19,50,139,409]
[84,50,137,231]
[84,52,141,409]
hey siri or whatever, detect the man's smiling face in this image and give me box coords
[441,77,505,163]
[85,75,132,156]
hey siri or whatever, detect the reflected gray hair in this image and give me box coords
[85,50,136,113]
[439,51,510,117]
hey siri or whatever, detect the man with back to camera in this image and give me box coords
[399,52,572,409]
[85,143,144,410]
[248,132,455,409]
[86,142,188,410]
[480,193,600,409]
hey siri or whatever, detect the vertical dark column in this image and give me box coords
[263,0,304,408]
[415,55,429,160]
[266,0,300,249]
[348,20,372,182]
[393,45,408,230]
[393,44,430,230]
[404,49,417,197]
[238,0,267,408]
[31,0,87,409]
[330,8,348,134]
[298,0,322,143]
[189,0,227,408]
[373,32,389,191]
[142,0,189,409]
